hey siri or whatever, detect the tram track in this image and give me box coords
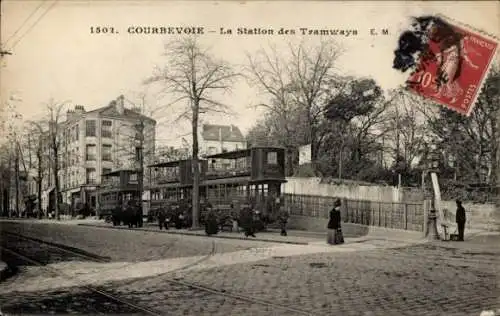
[1,230,315,315]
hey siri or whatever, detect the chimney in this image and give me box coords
[74,105,85,113]
[230,125,233,133]
[116,95,125,115]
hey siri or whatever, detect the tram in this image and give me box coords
[98,169,142,224]
[203,146,287,224]
[146,159,207,223]
[147,146,287,227]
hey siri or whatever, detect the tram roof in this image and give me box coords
[205,149,251,159]
[148,159,190,168]
[204,146,286,160]
[102,169,138,177]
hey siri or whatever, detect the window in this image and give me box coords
[129,173,138,183]
[86,168,96,184]
[267,152,278,165]
[86,144,96,161]
[208,146,216,155]
[102,168,111,176]
[135,147,142,162]
[102,144,112,161]
[101,120,112,138]
[75,124,79,141]
[85,120,96,137]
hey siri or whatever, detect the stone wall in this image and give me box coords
[282,177,400,202]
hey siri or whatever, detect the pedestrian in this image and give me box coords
[205,208,219,236]
[455,199,466,241]
[158,208,166,230]
[278,208,289,236]
[230,203,239,232]
[327,199,344,245]
[241,207,256,238]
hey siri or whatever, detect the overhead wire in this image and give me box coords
[9,0,59,51]
[2,0,47,47]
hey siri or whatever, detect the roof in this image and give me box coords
[102,169,138,177]
[205,148,250,159]
[85,104,156,124]
[148,159,188,168]
[205,146,285,159]
[202,124,245,142]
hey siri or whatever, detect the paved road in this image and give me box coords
[1,220,498,315]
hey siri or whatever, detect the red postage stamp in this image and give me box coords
[398,16,498,116]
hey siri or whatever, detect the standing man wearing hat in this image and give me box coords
[455,199,466,241]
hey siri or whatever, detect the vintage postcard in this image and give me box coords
[0,1,499,316]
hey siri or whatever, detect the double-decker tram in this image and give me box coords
[146,146,287,229]
[146,159,206,222]
[203,147,287,225]
[98,169,141,223]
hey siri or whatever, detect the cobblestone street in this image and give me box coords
[1,220,499,315]
[99,242,499,316]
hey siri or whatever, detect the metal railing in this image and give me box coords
[283,193,425,232]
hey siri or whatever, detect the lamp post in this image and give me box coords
[425,152,441,240]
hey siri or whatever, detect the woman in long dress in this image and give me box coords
[327,199,344,245]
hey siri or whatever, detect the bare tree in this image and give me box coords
[25,120,47,216]
[246,40,343,171]
[144,37,239,228]
[45,99,68,220]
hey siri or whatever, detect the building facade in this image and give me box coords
[200,124,247,156]
[30,95,156,212]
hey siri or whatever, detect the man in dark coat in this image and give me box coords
[158,208,166,230]
[240,207,256,238]
[112,203,122,226]
[125,201,136,228]
[277,209,289,236]
[455,199,466,241]
[205,208,219,235]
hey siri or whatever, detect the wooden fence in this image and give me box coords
[283,193,425,232]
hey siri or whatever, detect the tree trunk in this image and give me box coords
[191,100,200,229]
[53,144,60,220]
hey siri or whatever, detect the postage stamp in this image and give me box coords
[393,15,498,116]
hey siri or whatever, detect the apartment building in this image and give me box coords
[32,95,156,212]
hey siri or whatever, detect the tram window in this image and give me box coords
[267,152,278,165]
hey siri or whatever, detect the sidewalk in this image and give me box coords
[430,231,500,252]
[78,221,428,247]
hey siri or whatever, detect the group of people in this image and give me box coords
[156,204,192,230]
[204,200,290,238]
[154,197,469,245]
[111,199,143,228]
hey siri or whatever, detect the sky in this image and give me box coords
[1,0,498,147]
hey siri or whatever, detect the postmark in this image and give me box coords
[393,15,498,116]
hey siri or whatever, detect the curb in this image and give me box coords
[77,223,313,245]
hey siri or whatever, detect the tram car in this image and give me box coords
[147,146,287,230]
[98,169,143,226]
[146,159,206,226]
[203,146,287,228]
